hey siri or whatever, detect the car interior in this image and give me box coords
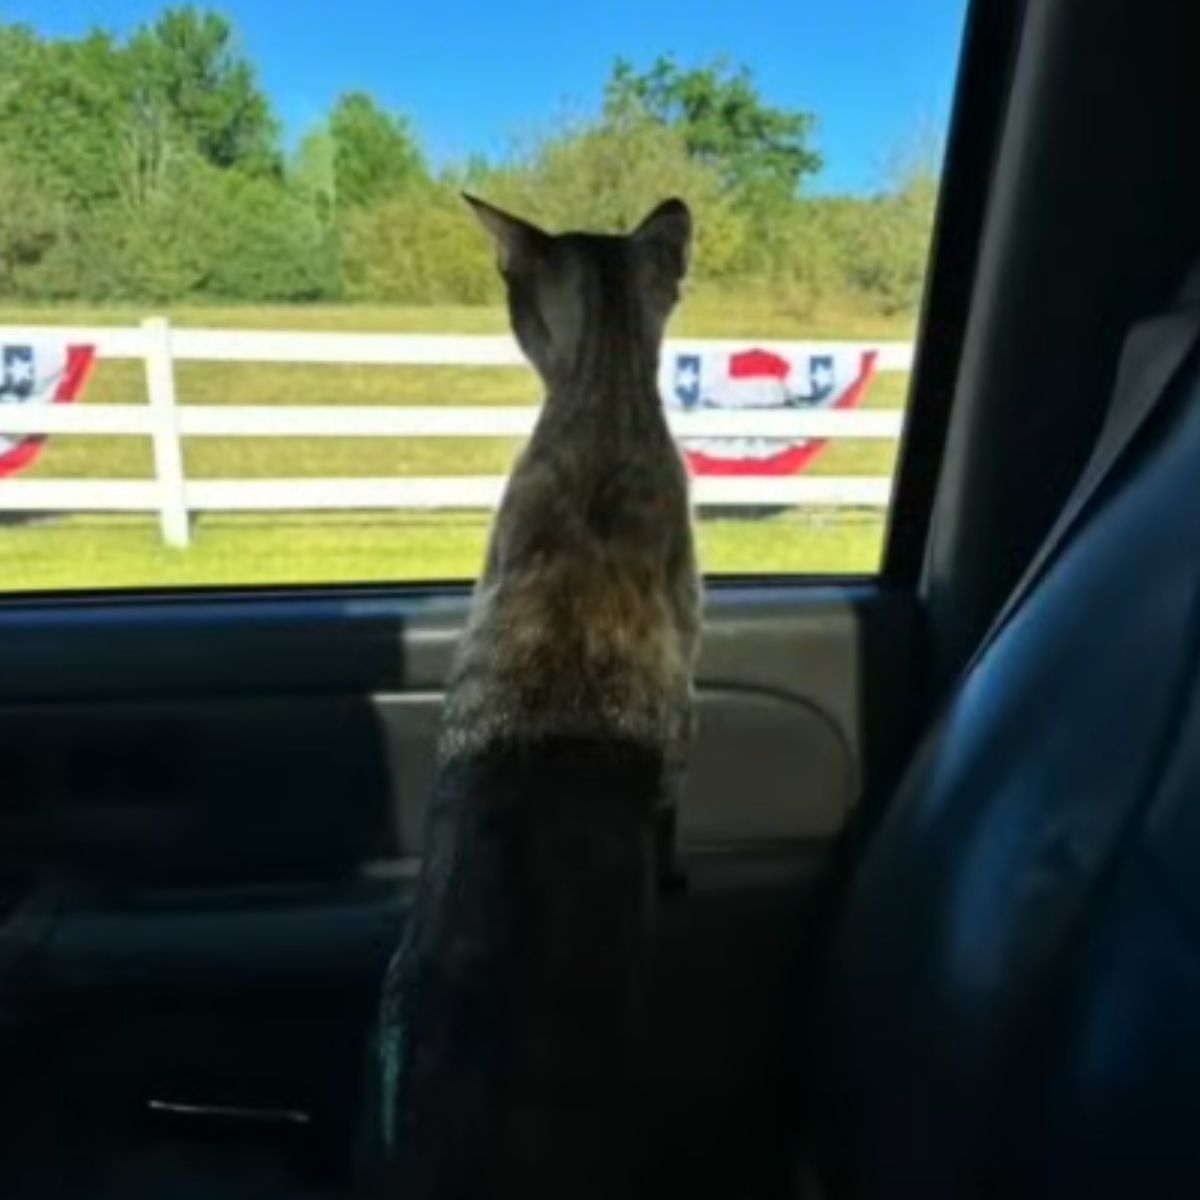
[4,0,1200,1196]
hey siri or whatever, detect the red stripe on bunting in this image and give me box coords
[0,344,97,479]
[683,350,878,478]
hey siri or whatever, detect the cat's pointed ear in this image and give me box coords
[463,194,548,273]
[633,197,692,280]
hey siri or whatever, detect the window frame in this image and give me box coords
[0,0,1016,609]
[881,0,1027,587]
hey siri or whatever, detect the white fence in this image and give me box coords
[0,318,914,547]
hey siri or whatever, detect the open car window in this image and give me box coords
[0,0,969,593]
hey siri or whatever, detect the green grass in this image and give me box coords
[0,290,916,340]
[0,300,909,592]
[0,511,883,591]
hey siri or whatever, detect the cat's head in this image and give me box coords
[463,195,691,389]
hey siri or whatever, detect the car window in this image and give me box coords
[0,0,969,592]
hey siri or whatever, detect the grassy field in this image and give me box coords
[0,296,913,592]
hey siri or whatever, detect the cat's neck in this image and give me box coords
[537,359,668,438]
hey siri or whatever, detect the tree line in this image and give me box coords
[0,7,938,314]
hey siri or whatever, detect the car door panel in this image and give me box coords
[0,581,918,1194]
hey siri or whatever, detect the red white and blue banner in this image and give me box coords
[0,342,96,478]
[662,347,878,476]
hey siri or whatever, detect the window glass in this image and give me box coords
[0,0,969,591]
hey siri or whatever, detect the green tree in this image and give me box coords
[822,133,941,315]
[339,180,498,304]
[482,113,746,277]
[25,152,333,303]
[125,6,281,176]
[23,153,219,302]
[724,197,845,317]
[0,24,129,209]
[604,56,820,200]
[328,92,427,211]
[0,149,61,291]
[291,126,337,227]
[205,170,335,300]
[0,14,940,315]
[0,10,280,204]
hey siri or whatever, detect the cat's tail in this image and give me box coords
[352,949,405,1198]
[351,1020,386,1198]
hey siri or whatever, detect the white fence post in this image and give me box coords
[142,316,190,547]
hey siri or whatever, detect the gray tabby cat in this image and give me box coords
[358,195,700,1200]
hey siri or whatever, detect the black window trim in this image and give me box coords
[881,0,1028,585]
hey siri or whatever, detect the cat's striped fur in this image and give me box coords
[360,196,700,1200]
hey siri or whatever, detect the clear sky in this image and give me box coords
[4,0,970,194]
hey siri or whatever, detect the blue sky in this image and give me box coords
[5,0,970,194]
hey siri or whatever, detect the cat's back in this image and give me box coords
[445,400,694,754]
[371,737,661,1200]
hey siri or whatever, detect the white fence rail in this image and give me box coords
[0,317,914,547]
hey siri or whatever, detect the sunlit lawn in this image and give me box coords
[0,511,884,591]
[0,299,911,592]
